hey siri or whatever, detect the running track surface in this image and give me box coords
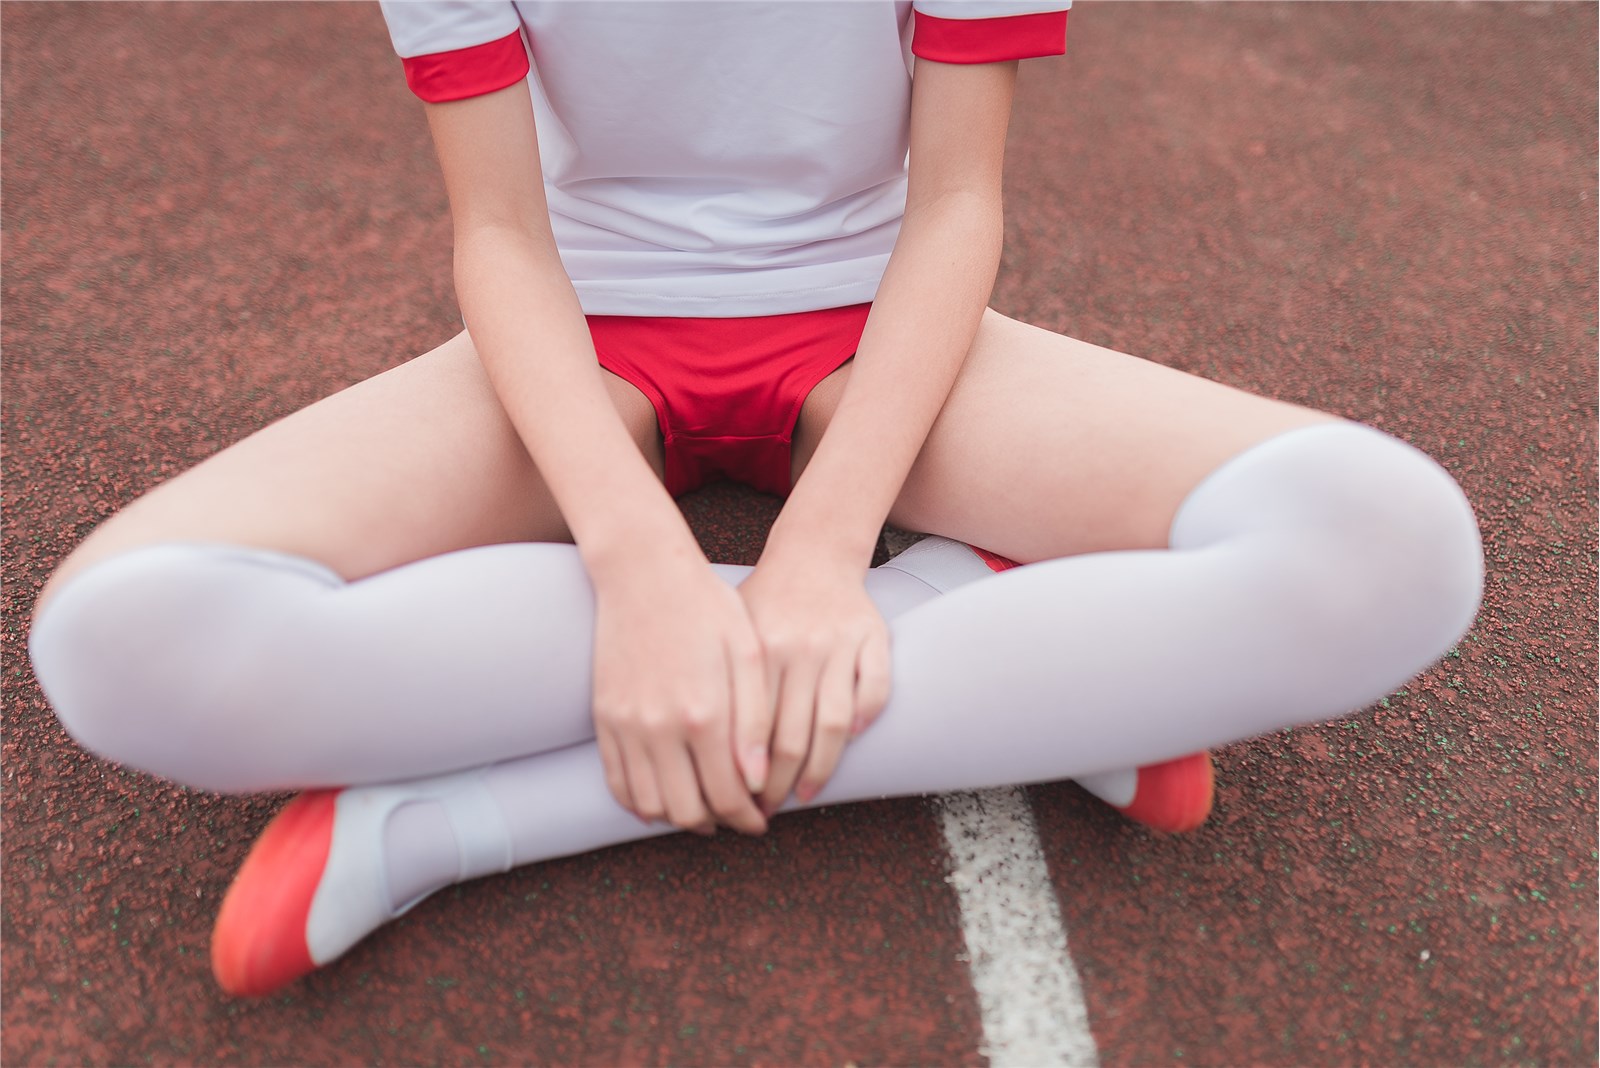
[3,4,1594,1065]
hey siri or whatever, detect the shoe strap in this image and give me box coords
[439,778,513,879]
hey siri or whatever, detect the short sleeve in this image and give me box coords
[379,1,530,103]
[911,1,1069,64]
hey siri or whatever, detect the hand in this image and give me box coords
[590,552,770,836]
[738,555,892,815]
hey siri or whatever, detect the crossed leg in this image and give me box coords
[33,314,1272,795]
[29,312,1483,995]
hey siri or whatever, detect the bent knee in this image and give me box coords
[1316,425,1485,654]
[1182,421,1485,677]
[28,542,339,790]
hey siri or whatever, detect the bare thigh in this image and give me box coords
[39,329,664,608]
[794,308,1335,560]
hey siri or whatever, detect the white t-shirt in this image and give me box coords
[380,1,1069,315]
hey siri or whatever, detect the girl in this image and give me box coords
[27,0,1483,998]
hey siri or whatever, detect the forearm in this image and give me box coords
[455,228,700,574]
[417,81,766,829]
[765,192,1004,569]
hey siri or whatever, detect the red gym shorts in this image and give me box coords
[586,303,871,498]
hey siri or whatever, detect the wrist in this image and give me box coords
[760,515,876,576]
[579,506,707,589]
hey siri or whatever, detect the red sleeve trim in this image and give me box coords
[912,10,1068,64]
[401,30,530,104]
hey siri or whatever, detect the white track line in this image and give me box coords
[939,788,1099,1068]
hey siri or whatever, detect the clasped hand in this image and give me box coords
[590,552,890,835]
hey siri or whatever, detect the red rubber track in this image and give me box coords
[4,3,1594,1065]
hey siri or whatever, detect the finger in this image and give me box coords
[795,645,858,804]
[727,635,773,795]
[620,736,666,824]
[652,741,714,834]
[852,626,893,736]
[594,724,636,815]
[690,726,768,836]
[760,663,817,815]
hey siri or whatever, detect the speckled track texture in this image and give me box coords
[4,3,1594,1065]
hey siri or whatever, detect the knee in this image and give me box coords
[28,542,337,790]
[30,545,213,780]
[1342,429,1483,650]
[1285,424,1485,672]
[1183,421,1485,681]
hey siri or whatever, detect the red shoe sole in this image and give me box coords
[1116,752,1215,833]
[970,545,1021,573]
[211,790,337,997]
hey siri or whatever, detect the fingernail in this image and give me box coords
[850,714,867,736]
[795,783,817,805]
[694,823,716,838]
[742,745,769,793]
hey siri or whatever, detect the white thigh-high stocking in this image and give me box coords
[30,483,1146,803]
[34,422,1483,989]
[395,419,1485,907]
[30,530,977,791]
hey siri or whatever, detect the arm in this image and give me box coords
[770,58,1015,568]
[742,57,1019,810]
[425,84,768,835]
[428,88,684,572]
